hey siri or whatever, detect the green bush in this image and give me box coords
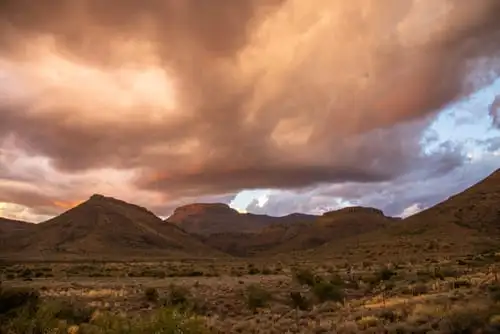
[245,284,271,311]
[163,284,190,309]
[52,300,95,324]
[292,268,321,287]
[2,304,205,334]
[312,281,344,303]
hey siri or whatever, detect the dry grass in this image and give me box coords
[3,253,500,333]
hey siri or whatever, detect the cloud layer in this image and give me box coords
[0,0,500,220]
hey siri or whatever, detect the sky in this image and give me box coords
[0,0,499,222]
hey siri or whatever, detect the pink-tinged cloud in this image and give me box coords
[0,0,499,220]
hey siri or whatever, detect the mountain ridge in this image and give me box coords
[0,194,224,261]
[0,168,498,260]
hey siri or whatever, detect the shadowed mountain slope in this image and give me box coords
[201,206,399,256]
[166,203,316,235]
[0,195,224,261]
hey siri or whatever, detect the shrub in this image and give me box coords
[2,304,205,334]
[261,268,272,275]
[52,300,95,325]
[329,273,344,287]
[289,291,310,311]
[0,287,40,316]
[185,271,204,277]
[439,304,493,333]
[488,284,500,302]
[449,279,472,289]
[144,287,159,303]
[412,283,428,296]
[163,284,190,309]
[312,281,344,303]
[248,267,260,275]
[245,284,271,311]
[293,268,321,287]
[376,267,396,281]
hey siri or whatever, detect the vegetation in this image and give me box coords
[245,284,272,311]
[0,285,205,334]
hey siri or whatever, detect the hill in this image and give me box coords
[308,168,500,261]
[201,206,399,256]
[404,168,500,233]
[166,203,316,235]
[0,195,224,261]
[0,217,34,235]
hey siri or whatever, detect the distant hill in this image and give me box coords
[201,206,399,256]
[0,195,224,261]
[166,203,316,235]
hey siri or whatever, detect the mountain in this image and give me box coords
[201,206,399,256]
[166,203,316,235]
[0,194,224,261]
[310,168,500,260]
[404,168,500,233]
[0,217,33,235]
[1,169,498,261]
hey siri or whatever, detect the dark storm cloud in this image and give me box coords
[0,0,500,213]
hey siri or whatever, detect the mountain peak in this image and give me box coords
[172,203,237,215]
[89,194,112,201]
[323,206,385,217]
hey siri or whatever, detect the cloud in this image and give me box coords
[490,96,500,127]
[0,1,499,219]
[246,152,500,217]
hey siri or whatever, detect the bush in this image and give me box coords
[2,304,205,334]
[439,305,493,333]
[412,283,428,296]
[293,268,321,287]
[449,279,472,289]
[489,284,500,302]
[312,281,344,303]
[163,284,190,309]
[329,273,344,287]
[248,267,260,275]
[376,267,396,282]
[144,287,159,303]
[245,284,271,311]
[52,300,95,325]
[289,291,310,311]
[0,287,40,316]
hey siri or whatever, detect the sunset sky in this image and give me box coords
[0,0,499,222]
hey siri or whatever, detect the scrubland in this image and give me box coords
[3,253,500,333]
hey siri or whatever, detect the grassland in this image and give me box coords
[3,250,500,333]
